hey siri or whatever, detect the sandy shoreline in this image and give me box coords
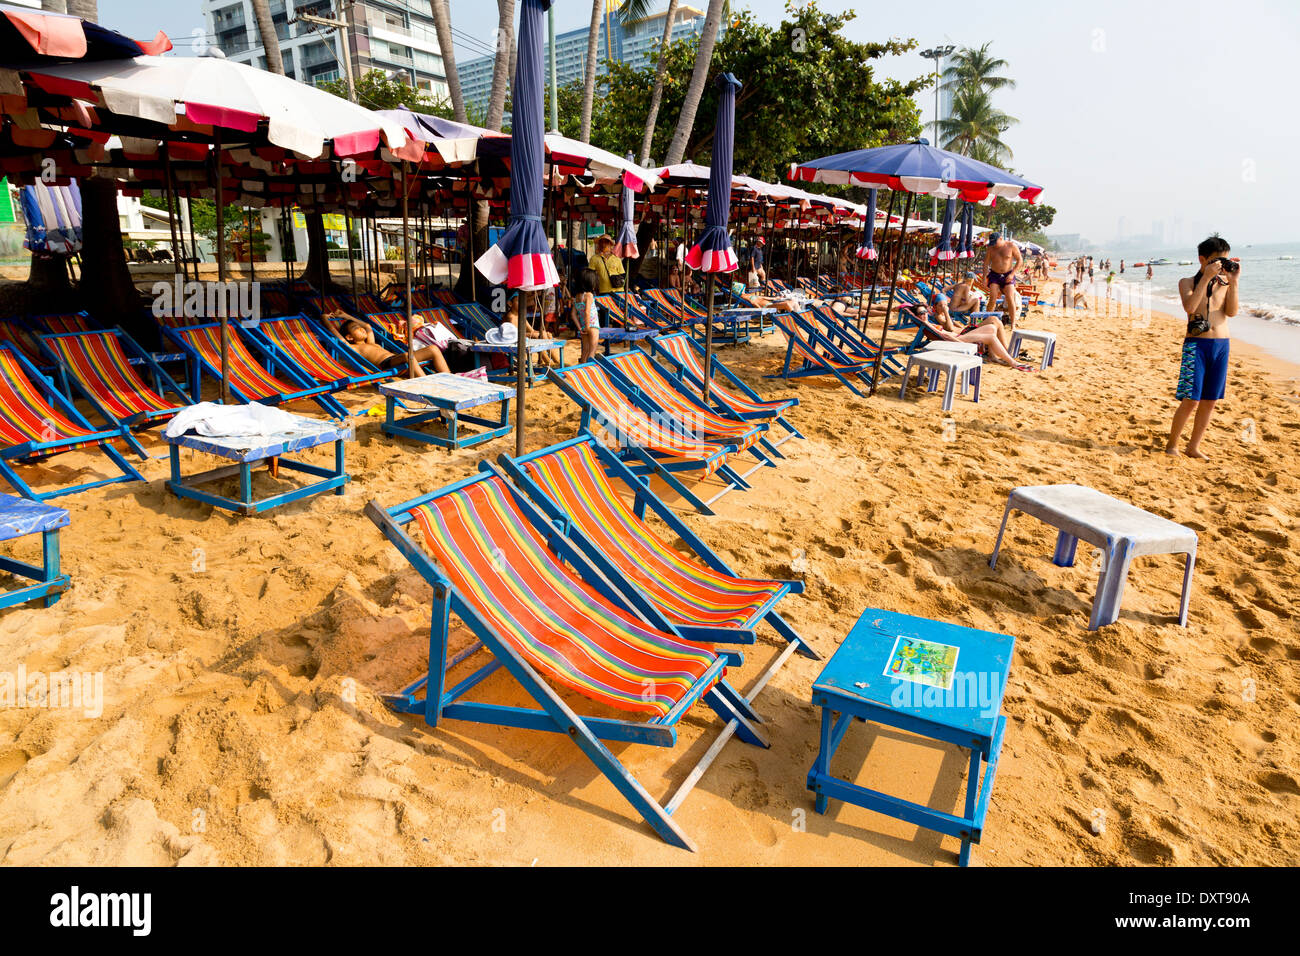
[0,278,1296,866]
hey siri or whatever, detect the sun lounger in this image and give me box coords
[163,322,348,418]
[770,311,878,396]
[547,362,751,514]
[248,315,395,390]
[0,344,143,500]
[365,469,769,850]
[38,328,193,459]
[597,350,777,479]
[645,331,803,449]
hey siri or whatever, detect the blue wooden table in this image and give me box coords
[468,338,565,387]
[380,373,513,450]
[0,494,70,610]
[164,414,353,515]
[807,607,1015,866]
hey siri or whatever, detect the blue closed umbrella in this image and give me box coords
[685,73,742,274]
[685,72,741,403]
[855,188,878,261]
[958,203,975,259]
[473,0,557,454]
[613,152,639,259]
[930,197,956,265]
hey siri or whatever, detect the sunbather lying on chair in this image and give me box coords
[323,312,450,374]
[905,306,1034,370]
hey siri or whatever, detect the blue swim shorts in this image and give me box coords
[1176,337,1229,401]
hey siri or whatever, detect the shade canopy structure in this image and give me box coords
[17,54,413,161]
[790,139,1042,205]
[0,3,170,65]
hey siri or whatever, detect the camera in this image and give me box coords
[1215,256,1240,274]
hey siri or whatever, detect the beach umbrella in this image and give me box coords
[0,5,170,64]
[958,203,975,259]
[930,197,957,266]
[855,188,878,261]
[474,0,558,455]
[685,73,742,404]
[792,139,1042,393]
[613,151,640,317]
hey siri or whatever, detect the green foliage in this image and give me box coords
[139,192,250,243]
[318,69,454,117]
[936,43,1018,163]
[989,199,1057,239]
[550,1,926,185]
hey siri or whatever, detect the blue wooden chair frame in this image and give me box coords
[0,344,144,501]
[0,494,70,610]
[36,326,194,460]
[644,332,804,450]
[162,321,349,419]
[547,361,752,515]
[769,311,878,396]
[246,314,394,390]
[364,472,770,851]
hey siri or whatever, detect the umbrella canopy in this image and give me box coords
[855,188,878,260]
[685,73,741,274]
[930,197,956,264]
[0,4,170,64]
[612,151,639,258]
[791,139,1042,204]
[22,54,411,160]
[474,0,557,291]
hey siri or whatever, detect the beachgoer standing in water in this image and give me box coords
[1166,236,1240,459]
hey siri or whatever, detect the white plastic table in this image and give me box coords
[900,351,982,412]
[989,484,1196,630]
[1008,329,1057,369]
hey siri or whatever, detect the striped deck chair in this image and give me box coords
[596,351,776,480]
[250,315,394,391]
[38,328,192,459]
[548,362,753,514]
[31,312,98,336]
[449,302,499,340]
[348,292,384,315]
[807,306,909,377]
[260,287,294,317]
[598,293,671,332]
[163,322,347,418]
[502,434,817,658]
[0,344,143,500]
[0,319,46,367]
[641,288,745,344]
[428,289,461,306]
[307,294,348,317]
[646,332,803,449]
[365,469,767,851]
[770,311,877,397]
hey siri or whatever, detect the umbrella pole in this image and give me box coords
[161,145,184,286]
[246,206,256,284]
[868,189,913,395]
[214,131,231,404]
[401,162,417,377]
[467,184,477,302]
[702,273,715,403]
[515,291,528,456]
[862,191,896,333]
[345,210,356,297]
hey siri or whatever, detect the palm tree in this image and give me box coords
[633,0,678,166]
[662,0,725,166]
[485,0,516,131]
[250,0,284,75]
[937,86,1017,164]
[579,0,603,143]
[942,42,1015,95]
[429,0,467,123]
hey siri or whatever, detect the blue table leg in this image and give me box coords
[239,462,252,506]
[959,746,981,866]
[41,528,61,608]
[1052,531,1078,567]
[334,438,347,495]
[813,707,833,814]
[169,443,182,485]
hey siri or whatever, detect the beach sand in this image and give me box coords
[0,283,1297,867]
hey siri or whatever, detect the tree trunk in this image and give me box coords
[429,0,466,123]
[485,0,516,132]
[579,0,602,144]
[249,0,284,75]
[637,0,679,166]
[663,0,725,166]
[79,177,152,341]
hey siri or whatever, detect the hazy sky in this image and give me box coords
[101,0,1299,246]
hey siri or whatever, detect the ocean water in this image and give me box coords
[1071,241,1300,368]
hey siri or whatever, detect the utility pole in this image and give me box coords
[293,1,356,102]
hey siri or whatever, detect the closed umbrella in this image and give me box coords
[958,203,975,259]
[613,151,640,317]
[474,0,558,455]
[855,188,878,261]
[685,73,742,403]
[930,197,956,266]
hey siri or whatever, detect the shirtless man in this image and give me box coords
[322,310,449,374]
[930,273,989,331]
[983,233,1023,332]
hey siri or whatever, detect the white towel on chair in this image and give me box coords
[164,402,303,440]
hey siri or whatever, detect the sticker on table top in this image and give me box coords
[883,635,959,690]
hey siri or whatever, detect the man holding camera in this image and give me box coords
[1166,236,1240,458]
